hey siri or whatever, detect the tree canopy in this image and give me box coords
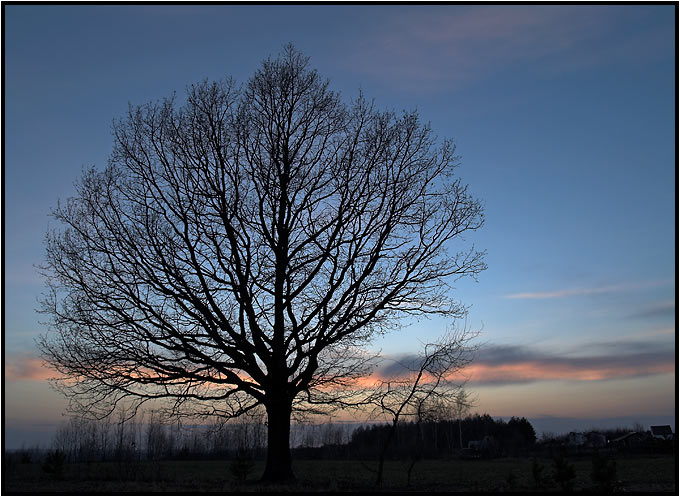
[39,45,485,481]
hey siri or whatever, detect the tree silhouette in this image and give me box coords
[369,329,477,486]
[39,45,485,482]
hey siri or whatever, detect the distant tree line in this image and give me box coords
[15,410,672,470]
[44,409,267,464]
[36,411,539,464]
[347,414,536,460]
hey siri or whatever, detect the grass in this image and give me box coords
[2,454,677,494]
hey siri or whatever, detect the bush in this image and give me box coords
[552,450,575,492]
[18,451,33,464]
[531,457,546,489]
[504,470,517,492]
[42,450,66,479]
[591,452,617,492]
[230,449,255,483]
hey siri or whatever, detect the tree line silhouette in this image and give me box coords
[22,411,539,465]
[346,414,536,459]
[7,411,674,493]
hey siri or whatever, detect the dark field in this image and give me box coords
[2,455,677,494]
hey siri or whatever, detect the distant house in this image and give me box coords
[611,431,649,450]
[460,447,481,459]
[567,432,585,446]
[650,425,674,440]
[585,431,607,449]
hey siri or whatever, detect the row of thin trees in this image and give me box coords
[45,409,537,466]
[45,410,360,464]
[49,409,267,463]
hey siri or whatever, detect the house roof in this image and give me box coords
[612,432,644,443]
[650,425,673,436]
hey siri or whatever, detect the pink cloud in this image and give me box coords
[369,341,674,387]
[5,357,56,382]
[351,354,674,390]
[464,360,674,385]
[342,5,669,92]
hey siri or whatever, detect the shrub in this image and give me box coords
[19,451,32,464]
[552,450,575,492]
[591,451,617,492]
[504,470,518,491]
[230,449,255,483]
[42,450,66,479]
[531,457,546,489]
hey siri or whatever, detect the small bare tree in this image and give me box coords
[39,45,485,482]
[452,388,475,451]
[369,327,477,487]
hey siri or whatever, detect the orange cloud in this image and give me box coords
[463,360,674,384]
[348,360,675,390]
[5,357,56,382]
[367,341,676,387]
[8,341,673,392]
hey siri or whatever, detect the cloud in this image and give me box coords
[376,354,424,379]
[371,340,674,386]
[343,5,671,92]
[504,280,671,300]
[7,340,673,391]
[640,327,675,338]
[5,356,55,382]
[466,342,674,385]
[628,301,676,320]
[504,285,625,300]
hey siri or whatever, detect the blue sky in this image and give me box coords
[3,5,676,448]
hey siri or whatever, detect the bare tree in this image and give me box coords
[369,327,477,487]
[452,388,475,451]
[39,45,485,482]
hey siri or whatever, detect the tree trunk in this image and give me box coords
[376,419,399,487]
[459,419,463,450]
[261,397,295,482]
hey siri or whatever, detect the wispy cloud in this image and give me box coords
[343,5,672,92]
[503,280,671,300]
[504,285,626,300]
[628,300,676,320]
[639,327,675,338]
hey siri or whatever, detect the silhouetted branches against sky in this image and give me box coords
[38,45,485,480]
[368,326,478,486]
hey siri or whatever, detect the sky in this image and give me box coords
[3,4,676,448]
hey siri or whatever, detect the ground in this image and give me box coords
[2,455,677,494]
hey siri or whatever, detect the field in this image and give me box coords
[2,454,677,494]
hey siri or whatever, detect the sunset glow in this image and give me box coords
[4,5,675,451]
